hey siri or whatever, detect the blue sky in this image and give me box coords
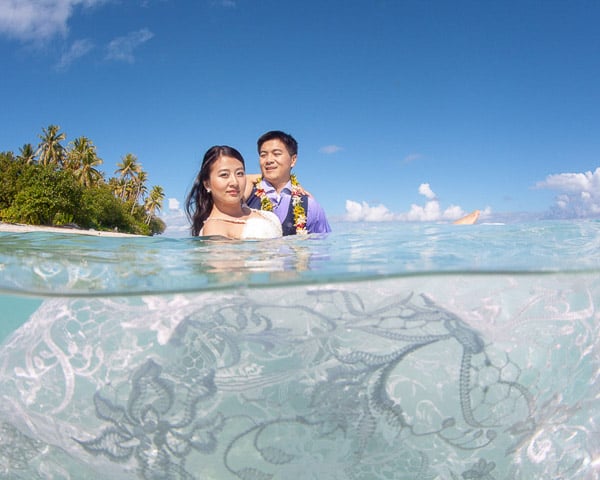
[2,0,600,229]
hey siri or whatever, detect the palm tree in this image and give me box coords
[144,185,165,224]
[115,153,142,201]
[37,125,66,167]
[133,170,148,201]
[17,143,36,164]
[78,153,104,188]
[108,177,127,199]
[67,136,104,187]
[115,153,140,180]
[128,170,148,214]
[65,136,89,171]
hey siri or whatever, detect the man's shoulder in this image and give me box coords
[306,194,326,212]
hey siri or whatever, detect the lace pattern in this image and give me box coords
[0,275,598,478]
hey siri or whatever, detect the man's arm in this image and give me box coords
[306,197,331,233]
[244,174,261,201]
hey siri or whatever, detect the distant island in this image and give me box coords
[0,125,166,236]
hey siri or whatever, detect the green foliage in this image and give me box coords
[76,186,166,235]
[78,184,130,231]
[2,166,83,225]
[0,151,30,211]
[53,212,75,226]
[1,126,167,236]
[148,216,167,235]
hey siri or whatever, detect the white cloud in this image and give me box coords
[160,206,190,237]
[344,183,488,223]
[319,145,343,154]
[535,167,600,218]
[106,28,154,63]
[55,38,93,69]
[400,200,442,222]
[418,183,436,200]
[0,0,105,42]
[535,167,600,193]
[344,200,395,222]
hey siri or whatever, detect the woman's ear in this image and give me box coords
[203,181,211,193]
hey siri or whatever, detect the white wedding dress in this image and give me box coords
[200,209,282,239]
[241,209,282,239]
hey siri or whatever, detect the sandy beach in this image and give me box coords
[0,222,142,237]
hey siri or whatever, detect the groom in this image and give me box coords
[246,130,331,235]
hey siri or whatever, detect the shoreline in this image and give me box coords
[0,222,143,237]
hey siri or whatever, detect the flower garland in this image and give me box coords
[254,174,307,234]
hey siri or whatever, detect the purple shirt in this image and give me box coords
[258,180,331,234]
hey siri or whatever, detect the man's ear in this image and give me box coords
[290,154,297,168]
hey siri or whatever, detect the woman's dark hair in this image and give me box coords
[257,130,298,156]
[185,145,245,236]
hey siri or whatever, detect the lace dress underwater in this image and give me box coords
[0,272,597,479]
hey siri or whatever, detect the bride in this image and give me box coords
[186,145,282,239]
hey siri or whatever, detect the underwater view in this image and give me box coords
[0,220,599,479]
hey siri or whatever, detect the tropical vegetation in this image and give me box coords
[0,125,166,235]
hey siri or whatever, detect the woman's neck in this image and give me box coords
[211,203,248,219]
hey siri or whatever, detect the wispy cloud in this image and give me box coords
[535,167,600,218]
[55,38,94,70]
[319,145,343,154]
[0,0,105,42]
[106,28,154,63]
[212,0,237,7]
[403,153,423,164]
[344,183,488,222]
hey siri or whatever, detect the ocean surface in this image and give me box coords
[0,220,599,479]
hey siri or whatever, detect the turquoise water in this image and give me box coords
[0,220,599,479]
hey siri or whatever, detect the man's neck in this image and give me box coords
[263,177,291,194]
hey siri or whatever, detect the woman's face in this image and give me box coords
[204,155,246,207]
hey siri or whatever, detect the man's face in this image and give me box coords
[258,139,297,190]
